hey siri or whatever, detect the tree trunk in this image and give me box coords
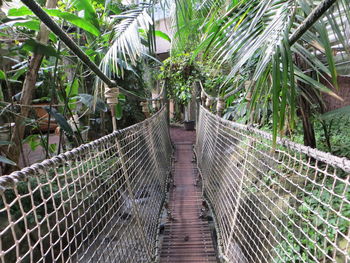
[8,0,58,167]
[298,95,316,148]
[295,54,316,149]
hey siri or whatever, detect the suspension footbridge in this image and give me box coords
[0,105,349,263]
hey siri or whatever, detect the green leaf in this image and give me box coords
[321,105,350,121]
[285,36,296,130]
[21,39,59,57]
[0,19,39,31]
[8,6,32,16]
[0,156,16,166]
[0,70,6,80]
[0,32,10,37]
[108,4,122,15]
[45,9,100,36]
[48,144,57,154]
[71,0,99,29]
[140,29,171,42]
[23,134,40,151]
[314,18,338,89]
[294,69,342,100]
[12,68,26,81]
[115,103,123,120]
[13,20,40,31]
[66,79,79,110]
[8,6,99,36]
[279,41,288,133]
[43,107,74,135]
[65,79,79,98]
[272,47,281,146]
[118,93,126,103]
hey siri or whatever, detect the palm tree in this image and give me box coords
[101,0,349,145]
[99,2,154,79]
[191,0,349,145]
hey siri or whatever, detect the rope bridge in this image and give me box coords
[0,106,172,263]
[196,106,350,263]
[1,105,350,262]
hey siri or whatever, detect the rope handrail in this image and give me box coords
[0,105,172,262]
[199,80,217,101]
[0,105,168,190]
[2,103,350,263]
[210,107,350,173]
[196,105,350,263]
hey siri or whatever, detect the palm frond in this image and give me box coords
[100,4,153,79]
[170,0,226,55]
[212,0,294,88]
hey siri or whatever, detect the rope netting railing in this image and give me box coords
[196,106,350,263]
[0,106,172,263]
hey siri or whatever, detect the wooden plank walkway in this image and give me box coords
[160,127,217,263]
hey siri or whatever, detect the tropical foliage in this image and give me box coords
[0,0,350,261]
[172,0,349,141]
[0,0,156,172]
[0,0,348,162]
[158,53,200,105]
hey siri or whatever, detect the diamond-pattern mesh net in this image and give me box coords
[0,106,172,263]
[196,106,350,263]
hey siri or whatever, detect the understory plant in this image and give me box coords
[158,53,201,121]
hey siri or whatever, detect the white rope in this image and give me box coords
[3,102,350,263]
[0,106,172,263]
[196,105,350,263]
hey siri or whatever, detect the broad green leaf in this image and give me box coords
[140,29,171,42]
[21,39,59,57]
[13,20,40,31]
[0,156,16,166]
[71,0,99,29]
[8,6,32,16]
[65,79,79,97]
[45,9,100,36]
[66,79,79,110]
[23,134,41,151]
[0,70,5,80]
[115,103,123,120]
[155,30,171,42]
[321,105,350,121]
[8,6,99,36]
[0,20,38,31]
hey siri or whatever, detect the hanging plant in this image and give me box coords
[158,53,201,106]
